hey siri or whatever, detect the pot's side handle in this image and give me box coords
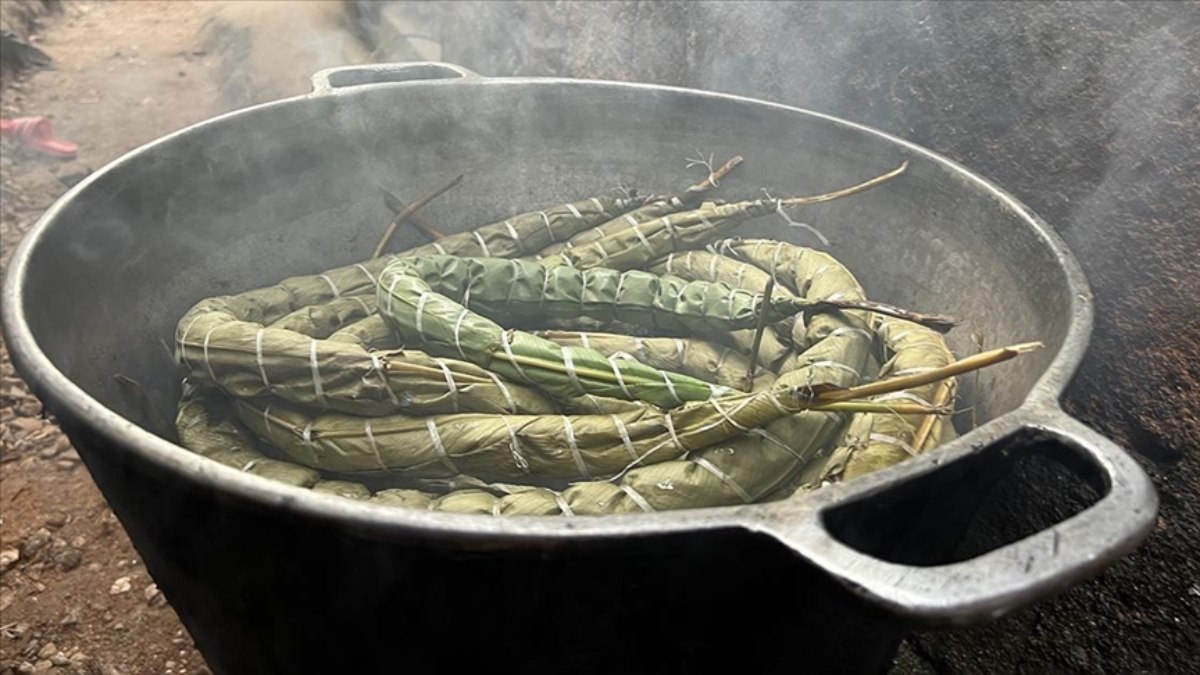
[756,407,1157,625]
[311,62,481,95]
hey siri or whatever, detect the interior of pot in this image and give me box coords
[18,79,1069,455]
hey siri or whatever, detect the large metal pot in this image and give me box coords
[1,63,1156,673]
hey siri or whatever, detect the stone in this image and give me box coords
[9,416,41,435]
[143,583,166,607]
[22,529,52,557]
[0,548,18,574]
[59,608,79,626]
[108,577,131,595]
[51,544,82,572]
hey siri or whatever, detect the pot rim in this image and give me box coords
[0,74,1094,544]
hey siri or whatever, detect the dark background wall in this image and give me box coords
[386,2,1200,671]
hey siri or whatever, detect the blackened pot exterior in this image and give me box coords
[2,63,1156,674]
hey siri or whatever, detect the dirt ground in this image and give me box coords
[1,2,1197,674]
[0,3,255,673]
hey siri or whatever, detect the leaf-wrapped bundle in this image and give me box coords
[233,383,815,482]
[403,195,642,259]
[534,330,766,392]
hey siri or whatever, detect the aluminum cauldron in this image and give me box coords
[1,63,1156,674]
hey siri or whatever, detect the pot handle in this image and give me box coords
[311,62,481,95]
[755,407,1156,625]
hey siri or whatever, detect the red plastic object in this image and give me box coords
[0,116,78,159]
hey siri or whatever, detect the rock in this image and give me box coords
[31,661,51,673]
[85,563,101,573]
[49,653,68,667]
[22,528,52,557]
[43,513,67,529]
[108,577,131,595]
[143,583,165,607]
[98,513,118,536]
[9,416,41,435]
[0,547,18,574]
[15,663,34,674]
[69,536,86,549]
[15,400,41,417]
[0,588,16,612]
[52,436,72,455]
[54,459,77,472]
[37,444,59,459]
[37,643,56,660]
[51,545,82,572]
[59,607,80,626]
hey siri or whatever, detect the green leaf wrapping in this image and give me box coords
[529,197,696,264]
[173,174,960,515]
[401,195,641,259]
[233,383,811,482]
[556,199,778,271]
[648,249,799,369]
[534,330,768,392]
[375,255,834,406]
[178,294,559,416]
[176,387,320,487]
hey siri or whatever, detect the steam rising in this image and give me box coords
[407,0,1197,457]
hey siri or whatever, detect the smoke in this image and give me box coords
[403,0,1198,457]
[197,0,373,108]
[49,0,1186,457]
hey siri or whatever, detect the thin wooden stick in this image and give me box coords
[814,342,1043,404]
[372,174,463,257]
[779,161,908,207]
[816,296,958,333]
[685,155,744,197]
[813,400,949,415]
[381,187,448,240]
[912,381,954,451]
[641,155,745,205]
[747,277,776,383]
